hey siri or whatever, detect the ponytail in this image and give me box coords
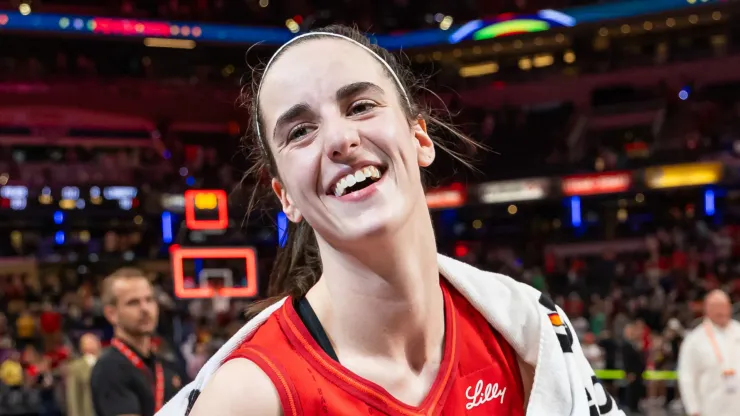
[245,220,321,318]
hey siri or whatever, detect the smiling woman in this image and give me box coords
[242,26,481,308]
[158,24,624,416]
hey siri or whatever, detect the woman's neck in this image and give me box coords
[310,208,444,371]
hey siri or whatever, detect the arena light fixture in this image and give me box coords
[459,61,499,78]
[161,211,174,243]
[18,3,31,16]
[704,189,715,216]
[570,196,581,227]
[143,37,196,49]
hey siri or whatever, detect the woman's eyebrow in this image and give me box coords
[335,82,385,101]
[272,102,311,141]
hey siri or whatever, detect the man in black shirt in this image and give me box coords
[90,268,181,416]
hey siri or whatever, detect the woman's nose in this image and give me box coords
[324,123,361,162]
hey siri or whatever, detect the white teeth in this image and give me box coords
[332,166,382,197]
[346,175,357,187]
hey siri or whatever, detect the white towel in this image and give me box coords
[158,254,624,415]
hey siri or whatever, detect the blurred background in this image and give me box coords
[1,0,740,415]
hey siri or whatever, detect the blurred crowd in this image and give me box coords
[0,260,258,415]
[2,215,739,414]
[487,220,740,414]
[2,76,739,189]
[0,146,243,197]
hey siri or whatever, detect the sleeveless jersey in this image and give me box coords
[225,281,526,415]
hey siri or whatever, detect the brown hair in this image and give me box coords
[101,267,148,306]
[241,25,482,318]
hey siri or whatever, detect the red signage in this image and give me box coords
[562,172,631,196]
[426,183,466,209]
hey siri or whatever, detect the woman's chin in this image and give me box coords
[332,208,405,242]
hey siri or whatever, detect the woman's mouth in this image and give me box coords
[331,166,384,197]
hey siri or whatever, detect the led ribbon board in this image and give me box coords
[449,10,576,43]
[170,246,258,299]
[0,1,721,49]
[644,162,723,189]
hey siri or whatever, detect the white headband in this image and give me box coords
[255,32,411,142]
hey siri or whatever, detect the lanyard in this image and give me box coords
[111,338,165,412]
[703,321,736,376]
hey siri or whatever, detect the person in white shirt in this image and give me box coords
[678,290,740,416]
[581,332,605,370]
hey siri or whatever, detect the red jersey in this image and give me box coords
[225,282,526,415]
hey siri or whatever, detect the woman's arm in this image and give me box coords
[188,358,282,416]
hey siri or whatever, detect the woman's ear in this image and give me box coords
[413,117,435,168]
[271,178,302,223]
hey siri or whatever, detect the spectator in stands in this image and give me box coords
[39,301,62,352]
[618,322,647,414]
[590,298,607,335]
[0,350,23,391]
[14,310,36,350]
[645,334,669,408]
[65,333,101,416]
[181,335,208,380]
[37,356,60,416]
[21,345,42,384]
[570,304,590,339]
[0,313,12,362]
[678,289,740,416]
[582,332,605,370]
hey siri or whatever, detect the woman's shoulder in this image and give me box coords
[226,301,294,359]
[188,358,282,416]
[186,306,292,416]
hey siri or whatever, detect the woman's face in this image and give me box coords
[259,38,435,244]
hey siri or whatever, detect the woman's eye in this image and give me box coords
[288,125,311,141]
[348,101,376,115]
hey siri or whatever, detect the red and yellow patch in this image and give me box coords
[548,313,563,327]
